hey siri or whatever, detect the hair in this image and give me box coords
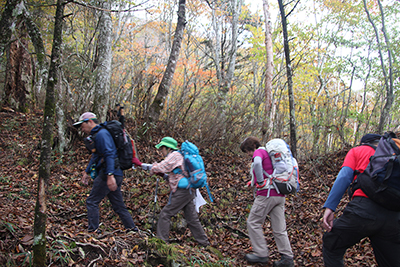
[240,136,261,153]
[84,118,99,125]
[159,145,177,151]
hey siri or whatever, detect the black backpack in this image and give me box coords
[354,132,400,211]
[85,120,133,170]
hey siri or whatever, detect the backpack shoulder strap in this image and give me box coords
[361,143,377,150]
[353,144,377,177]
[172,150,186,175]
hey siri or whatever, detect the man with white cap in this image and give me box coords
[74,112,138,233]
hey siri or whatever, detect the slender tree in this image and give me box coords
[92,0,113,122]
[277,0,297,157]
[148,0,186,122]
[262,0,274,140]
[207,0,242,96]
[363,0,394,133]
[223,0,241,92]
[32,0,65,265]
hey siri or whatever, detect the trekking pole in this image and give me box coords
[151,177,159,233]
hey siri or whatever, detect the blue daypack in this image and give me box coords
[174,141,213,202]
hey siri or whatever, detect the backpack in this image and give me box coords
[259,139,300,196]
[354,132,400,211]
[174,141,213,202]
[85,120,134,171]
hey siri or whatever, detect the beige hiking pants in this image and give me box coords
[247,195,293,258]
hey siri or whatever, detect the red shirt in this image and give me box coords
[342,145,376,198]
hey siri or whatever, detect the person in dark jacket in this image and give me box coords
[322,133,400,266]
[74,112,137,233]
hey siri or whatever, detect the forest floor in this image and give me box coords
[0,109,377,266]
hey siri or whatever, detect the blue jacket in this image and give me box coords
[85,124,123,177]
[323,166,353,211]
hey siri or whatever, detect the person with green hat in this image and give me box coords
[147,137,209,247]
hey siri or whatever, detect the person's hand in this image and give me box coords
[256,179,267,188]
[246,180,252,187]
[163,174,169,181]
[322,208,334,232]
[142,163,153,171]
[107,175,117,191]
[82,171,89,185]
[155,172,169,180]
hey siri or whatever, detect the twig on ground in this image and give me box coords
[88,254,102,267]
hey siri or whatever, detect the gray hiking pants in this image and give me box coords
[157,188,209,246]
[247,195,293,258]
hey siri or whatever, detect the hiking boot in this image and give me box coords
[245,253,269,264]
[88,228,102,235]
[126,227,139,234]
[273,254,294,267]
[197,240,210,248]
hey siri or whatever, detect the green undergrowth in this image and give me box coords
[139,237,234,267]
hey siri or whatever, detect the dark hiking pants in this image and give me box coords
[323,197,400,267]
[86,173,136,231]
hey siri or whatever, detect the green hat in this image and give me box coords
[155,137,178,150]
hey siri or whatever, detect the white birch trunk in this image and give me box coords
[93,0,112,122]
[262,0,274,139]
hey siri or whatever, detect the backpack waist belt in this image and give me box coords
[257,184,274,191]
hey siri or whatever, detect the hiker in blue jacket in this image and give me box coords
[74,112,138,233]
[322,133,400,267]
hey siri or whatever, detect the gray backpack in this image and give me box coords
[355,132,400,211]
[250,139,300,197]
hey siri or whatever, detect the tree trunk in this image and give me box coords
[210,2,222,88]
[92,0,112,122]
[4,21,33,112]
[262,0,273,140]
[24,6,48,107]
[223,0,242,93]
[363,0,394,133]
[277,0,297,157]
[0,0,31,109]
[32,0,64,265]
[148,0,186,122]
[0,0,19,59]
[208,0,242,96]
[0,0,47,109]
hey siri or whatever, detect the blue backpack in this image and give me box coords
[174,141,213,202]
